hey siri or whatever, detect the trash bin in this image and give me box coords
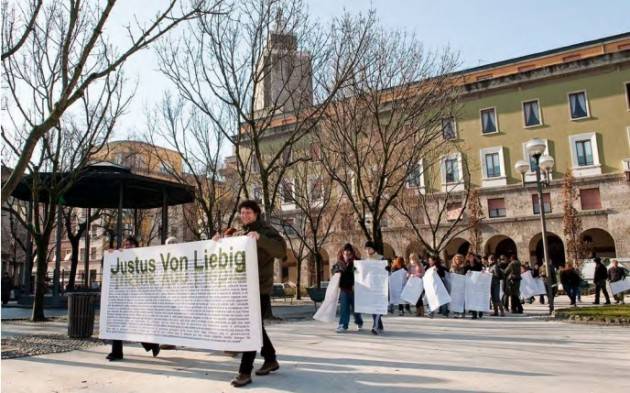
[67,292,96,338]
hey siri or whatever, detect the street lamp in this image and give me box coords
[515,138,556,315]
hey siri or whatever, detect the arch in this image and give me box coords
[444,237,470,265]
[580,228,616,259]
[529,232,565,268]
[404,240,426,260]
[484,235,518,258]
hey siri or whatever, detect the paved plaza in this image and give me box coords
[2,298,629,393]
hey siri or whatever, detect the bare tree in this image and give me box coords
[62,207,101,291]
[154,0,373,222]
[277,150,340,293]
[145,93,240,239]
[1,60,129,321]
[1,0,226,201]
[317,24,461,254]
[392,150,474,259]
[467,188,483,255]
[562,171,585,262]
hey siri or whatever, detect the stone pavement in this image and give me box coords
[2,295,629,393]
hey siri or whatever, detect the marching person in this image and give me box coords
[427,255,449,318]
[391,257,411,315]
[213,200,286,388]
[365,241,385,335]
[608,259,627,304]
[467,253,484,319]
[407,253,425,317]
[106,236,161,361]
[332,243,363,333]
[559,261,581,307]
[488,254,505,317]
[592,257,611,305]
[503,254,523,314]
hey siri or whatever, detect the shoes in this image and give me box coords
[106,353,123,361]
[159,344,176,350]
[255,360,279,376]
[356,324,363,332]
[152,346,160,357]
[371,328,378,335]
[604,301,611,305]
[399,311,404,316]
[592,302,600,305]
[336,325,347,333]
[230,373,252,387]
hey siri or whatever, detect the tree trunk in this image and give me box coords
[31,235,51,322]
[315,253,322,289]
[296,258,302,300]
[66,238,80,291]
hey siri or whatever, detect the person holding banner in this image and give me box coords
[106,236,161,361]
[332,243,364,333]
[560,261,581,307]
[428,256,449,318]
[593,257,611,305]
[608,259,627,304]
[467,253,484,319]
[215,200,286,388]
[392,257,411,316]
[407,253,425,317]
[365,241,385,334]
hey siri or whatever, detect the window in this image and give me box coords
[281,181,293,204]
[447,202,463,221]
[91,224,98,239]
[625,82,630,110]
[445,158,459,183]
[568,91,589,119]
[309,178,323,201]
[532,193,552,215]
[523,100,542,127]
[484,153,501,178]
[569,132,600,176]
[159,162,171,174]
[442,118,456,140]
[580,188,602,210]
[406,161,424,188]
[575,139,594,166]
[90,247,97,260]
[480,108,498,134]
[253,187,263,203]
[487,198,506,218]
[281,218,297,236]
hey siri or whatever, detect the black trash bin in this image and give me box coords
[67,292,97,338]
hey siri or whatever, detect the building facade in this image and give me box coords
[256,33,630,285]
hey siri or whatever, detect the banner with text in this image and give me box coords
[99,237,262,351]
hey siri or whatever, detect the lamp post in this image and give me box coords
[515,138,555,315]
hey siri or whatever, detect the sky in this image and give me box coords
[109,0,630,141]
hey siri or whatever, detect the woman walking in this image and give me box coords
[407,253,425,317]
[391,257,411,315]
[331,243,363,333]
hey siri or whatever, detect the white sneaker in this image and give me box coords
[336,325,347,333]
[356,325,363,332]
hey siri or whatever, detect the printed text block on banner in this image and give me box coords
[99,237,262,351]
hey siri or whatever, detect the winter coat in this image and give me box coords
[241,218,287,295]
[594,262,608,282]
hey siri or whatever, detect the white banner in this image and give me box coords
[400,276,424,304]
[389,269,407,305]
[313,273,341,323]
[448,273,466,313]
[354,260,389,315]
[465,271,492,312]
[99,237,262,351]
[424,267,451,312]
[610,278,630,295]
[520,271,547,298]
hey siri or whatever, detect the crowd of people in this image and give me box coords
[330,244,628,333]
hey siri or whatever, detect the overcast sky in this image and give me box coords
[110,0,630,141]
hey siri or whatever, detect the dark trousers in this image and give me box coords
[594,280,611,304]
[239,295,276,375]
[111,340,158,357]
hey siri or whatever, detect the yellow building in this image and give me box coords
[253,32,630,284]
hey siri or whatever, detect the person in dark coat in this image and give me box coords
[560,262,581,306]
[488,255,505,317]
[107,236,161,361]
[592,257,611,304]
[608,259,627,304]
[213,200,286,387]
[2,272,13,305]
[332,243,363,332]
[503,254,523,313]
